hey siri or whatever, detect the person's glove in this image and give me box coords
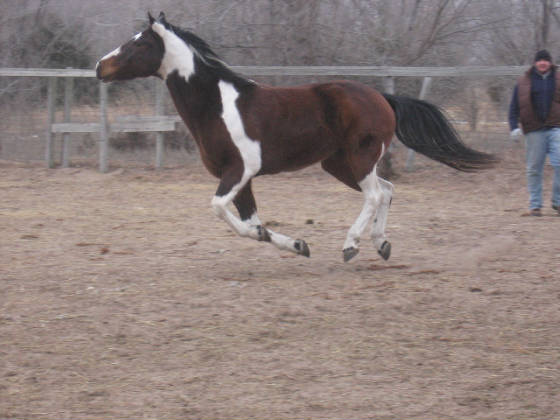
[510,128,523,141]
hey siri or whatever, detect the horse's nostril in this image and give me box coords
[95,61,113,81]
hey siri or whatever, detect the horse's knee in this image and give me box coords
[378,179,394,205]
[211,195,227,218]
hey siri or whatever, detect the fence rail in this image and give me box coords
[1,66,524,172]
[0,65,527,78]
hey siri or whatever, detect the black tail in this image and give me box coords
[383,94,498,171]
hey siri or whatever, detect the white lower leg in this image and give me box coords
[247,214,305,254]
[268,230,302,254]
[343,170,381,251]
[343,200,376,250]
[370,178,393,249]
[216,209,305,255]
[212,194,262,240]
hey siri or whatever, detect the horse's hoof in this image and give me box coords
[294,239,310,257]
[343,247,359,262]
[257,225,271,242]
[378,241,391,261]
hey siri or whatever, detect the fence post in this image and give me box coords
[99,82,109,173]
[383,77,396,154]
[155,80,164,169]
[45,77,57,168]
[405,76,433,171]
[61,71,73,168]
[382,76,395,94]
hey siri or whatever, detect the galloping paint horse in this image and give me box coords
[96,12,497,262]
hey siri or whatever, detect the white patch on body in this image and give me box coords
[152,22,195,80]
[133,32,142,41]
[210,81,263,240]
[218,80,262,184]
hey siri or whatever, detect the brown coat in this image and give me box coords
[517,67,560,133]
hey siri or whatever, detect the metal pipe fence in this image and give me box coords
[0,66,521,172]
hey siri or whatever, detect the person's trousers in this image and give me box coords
[525,127,560,210]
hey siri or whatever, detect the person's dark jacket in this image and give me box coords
[509,65,560,132]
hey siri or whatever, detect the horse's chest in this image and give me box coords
[194,123,249,177]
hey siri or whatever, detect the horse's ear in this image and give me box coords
[148,12,155,25]
[158,11,167,23]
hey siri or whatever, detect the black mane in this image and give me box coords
[169,23,254,89]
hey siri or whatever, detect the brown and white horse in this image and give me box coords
[96,12,497,262]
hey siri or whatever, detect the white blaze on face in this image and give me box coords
[96,33,143,71]
[96,46,121,70]
[151,22,195,81]
[218,80,262,181]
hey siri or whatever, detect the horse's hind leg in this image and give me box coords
[324,142,392,262]
[342,167,383,262]
[232,180,310,257]
[321,152,362,192]
[369,177,393,260]
[322,153,383,262]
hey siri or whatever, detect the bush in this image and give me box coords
[1,11,95,103]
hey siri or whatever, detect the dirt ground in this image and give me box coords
[1,144,559,419]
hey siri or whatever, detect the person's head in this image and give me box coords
[534,49,553,74]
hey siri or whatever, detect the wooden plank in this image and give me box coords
[113,115,181,123]
[0,67,95,77]
[52,122,101,133]
[111,119,176,133]
[51,118,178,134]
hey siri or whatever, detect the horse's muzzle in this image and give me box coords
[95,60,115,82]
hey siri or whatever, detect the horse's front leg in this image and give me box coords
[211,174,269,242]
[213,177,310,257]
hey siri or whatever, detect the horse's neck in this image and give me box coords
[165,70,254,144]
[165,72,222,139]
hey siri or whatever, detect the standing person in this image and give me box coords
[509,49,560,216]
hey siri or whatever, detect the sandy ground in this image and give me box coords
[1,145,559,419]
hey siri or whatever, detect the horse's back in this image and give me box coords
[247,80,394,140]
[313,80,395,137]
[237,80,395,174]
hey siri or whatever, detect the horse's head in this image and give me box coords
[96,12,166,82]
